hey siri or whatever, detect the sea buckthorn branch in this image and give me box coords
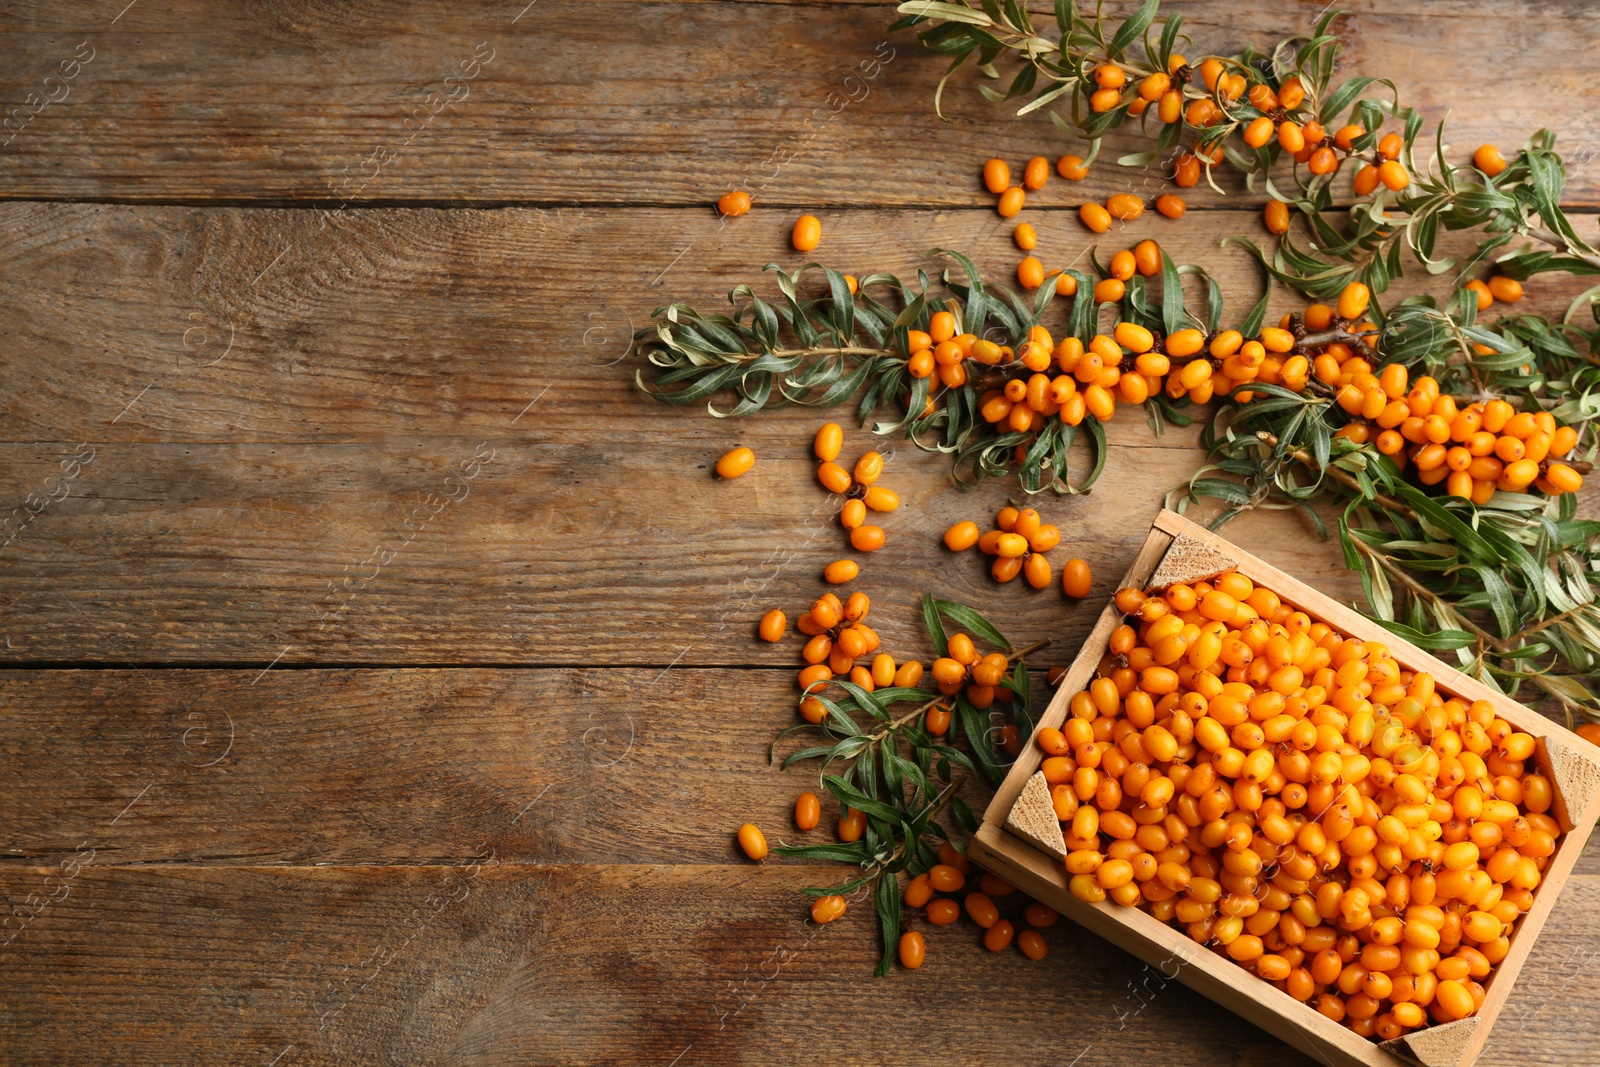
[771,595,1042,974]
[893,2,1600,309]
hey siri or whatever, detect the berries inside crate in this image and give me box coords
[968,508,1600,1067]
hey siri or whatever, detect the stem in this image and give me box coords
[1527,226,1600,272]
[1349,536,1511,651]
[1006,638,1051,661]
[1257,432,1417,520]
[1297,329,1377,350]
[770,346,898,359]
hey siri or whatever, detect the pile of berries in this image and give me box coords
[815,422,901,566]
[1335,370,1584,500]
[943,506,1093,596]
[900,842,1061,964]
[760,591,922,722]
[1045,571,1561,1038]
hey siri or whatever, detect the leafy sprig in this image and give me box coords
[771,595,1042,975]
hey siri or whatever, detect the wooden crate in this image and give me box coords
[970,508,1600,1067]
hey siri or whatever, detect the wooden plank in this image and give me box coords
[4,203,1591,446]
[6,201,1597,665]
[1,2,1598,204]
[4,665,1596,870]
[1,862,1597,1065]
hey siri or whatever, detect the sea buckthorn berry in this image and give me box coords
[814,422,843,462]
[1014,223,1038,251]
[715,446,756,479]
[817,461,852,494]
[1173,152,1200,187]
[1354,165,1380,196]
[1465,279,1493,311]
[1018,256,1046,290]
[1057,155,1090,182]
[823,560,858,584]
[1081,202,1113,233]
[1244,117,1275,149]
[1378,132,1403,160]
[1133,240,1162,277]
[850,525,886,552]
[1106,193,1144,221]
[945,521,981,551]
[837,807,865,842]
[717,190,752,217]
[840,498,866,530]
[811,894,847,924]
[1029,524,1061,553]
[1264,200,1290,235]
[1474,144,1507,177]
[982,158,1011,195]
[1278,121,1306,154]
[1024,553,1053,589]
[1109,250,1136,282]
[1488,276,1523,303]
[1062,559,1092,598]
[925,898,960,925]
[1024,155,1050,190]
[854,452,884,485]
[1016,927,1048,960]
[1155,194,1186,219]
[791,215,822,252]
[794,792,821,831]
[965,891,1000,928]
[861,487,897,513]
[758,610,786,643]
[998,187,1026,218]
[983,919,1016,952]
[1378,160,1409,191]
[928,863,965,893]
[737,823,768,861]
[1338,282,1371,321]
[898,931,926,969]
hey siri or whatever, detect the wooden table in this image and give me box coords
[2,3,1598,1064]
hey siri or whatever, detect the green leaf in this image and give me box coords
[930,598,1012,649]
[873,872,901,977]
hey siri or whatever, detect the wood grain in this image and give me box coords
[3,665,1596,870]
[1,2,1598,205]
[2,862,1598,1066]
[3,203,1595,666]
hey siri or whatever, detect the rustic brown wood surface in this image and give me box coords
[3,1,1600,1065]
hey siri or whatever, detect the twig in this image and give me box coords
[1257,432,1417,520]
[1348,536,1511,651]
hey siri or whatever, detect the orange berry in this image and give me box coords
[1014,222,1038,251]
[1106,193,1144,221]
[998,187,1026,218]
[737,823,768,861]
[1057,154,1089,180]
[715,446,756,479]
[1023,155,1050,190]
[1473,144,1507,177]
[982,158,1011,195]
[898,931,926,969]
[791,214,822,252]
[758,610,786,642]
[810,894,847,924]
[1080,202,1113,233]
[1488,276,1523,303]
[1017,256,1046,290]
[1378,160,1409,191]
[1263,200,1290,235]
[850,525,885,552]
[1062,558,1092,598]
[1155,194,1186,219]
[823,560,858,584]
[717,191,752,217]
[794,792,821,831]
